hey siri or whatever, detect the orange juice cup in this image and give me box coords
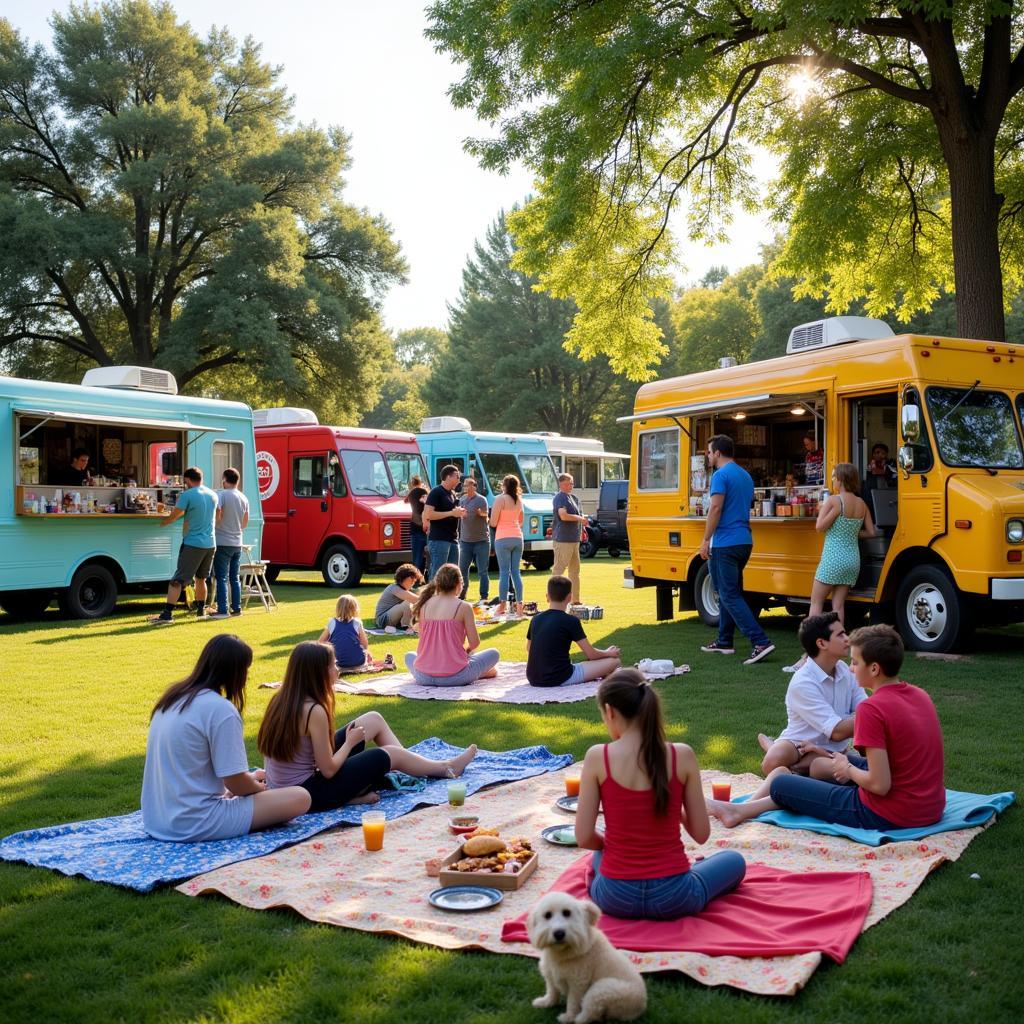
[564,773,581,798]
[711,781,732,802]
[361,810,386,851]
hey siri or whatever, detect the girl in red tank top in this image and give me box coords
[575,669,746,920]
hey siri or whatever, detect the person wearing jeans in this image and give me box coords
[490,474,525,615]
[457,476,490,602]
[698,434,774,664]
[210,467,250,619]
[423,464,466,581]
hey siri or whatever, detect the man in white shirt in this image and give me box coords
[757,612,867,778]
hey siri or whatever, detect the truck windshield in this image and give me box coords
[339,449,393,497]
[385,452,427,494]
[518,454,558,494]
[925,387,1024,469]
[480,452,522,494]
[602,457,627,480]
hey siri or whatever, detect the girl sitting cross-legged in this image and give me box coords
[318,594,369,671]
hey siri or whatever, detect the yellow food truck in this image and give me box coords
[620,317,1024,652]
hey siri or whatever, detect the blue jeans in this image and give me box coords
[458,539,491,600]
[410,526,427,573]
[427,539,459,581]
[589,849,746,920]
[404,648,501,686]
[494,537,524,603]
[213,546,242,615]
[709,543,770,648]
[769,764,897,830]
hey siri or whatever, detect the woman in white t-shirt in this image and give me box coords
[141,635,311,842]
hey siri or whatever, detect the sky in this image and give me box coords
[4,0,778,335]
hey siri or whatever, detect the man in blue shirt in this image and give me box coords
[150,466,219,624]
[699,435,774,664]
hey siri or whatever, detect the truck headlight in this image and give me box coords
[383,522,395,538]
[529,516,540,533]
[1008,519,1024,543]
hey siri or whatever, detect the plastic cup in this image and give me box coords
[711,781,732,802]
[361,810,386,851]
[564,774,581,798]
[447,780,467,807]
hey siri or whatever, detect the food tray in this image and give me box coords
[438,845,538,891]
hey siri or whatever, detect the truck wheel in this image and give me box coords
[0,589,54,620]
[528,553,555,571]
[607,547,622,559]
[895,565,969,652]
[321,543,363,588]
[579,535,599,559]
[264,566,281,584]
[693,562,720,628]
[58,564,118,619]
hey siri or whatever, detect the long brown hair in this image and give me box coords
[597,668,671,815]
[151,634,252,717]
[833,462,861,495]
[257,642,335,761]
[411,563,463,624]
[501,474,521,502]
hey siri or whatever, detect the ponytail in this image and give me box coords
[597,668,670,816]
[411,563,463,623]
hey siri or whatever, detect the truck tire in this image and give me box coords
[321,543,363,588]
[527,552,555,571]
[607,547,622,559]
[895,565,970,653]
[58,564,118,619]
[579,534,599,559]
[0,589,54,620]
[264,566,281,584]
[693,562,720,628]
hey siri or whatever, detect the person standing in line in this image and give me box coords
[423,464,465,581]
[699,435,775,664]
[150,466,218,624]
[405,475,428,573]
[551,472,586,604]
[209,467,250,620]
[457,476,490,603]
[490,473,525,617]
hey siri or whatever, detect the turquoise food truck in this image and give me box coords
[416,416,557,569]
[0,367,263,620]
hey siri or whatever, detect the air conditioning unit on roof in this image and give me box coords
[252,407,319,427]
[786,316,894,354]
[420,415,472,433]
[82,366,178,394]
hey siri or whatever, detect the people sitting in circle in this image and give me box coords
[574,669,746,920]
[526,575,621,687]
[709,625,946,832]
[258,641,478,812]
[318,594,369,671]
[758,612,867,776]
[141,634,311,841]
[374,563,423,631]
[404,564,501,686]
[865,442,897,488]
[800,432,824,486]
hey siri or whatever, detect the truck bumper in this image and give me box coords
[523,540,553,552]
[991,578,1024,600]
[623,568,662,589]
[368,548,412,565]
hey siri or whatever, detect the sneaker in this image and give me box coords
[382,654,396,671]
[486,596,501,607]
[207,612,230,620]
[230,609,242,617]
[700,641,735,654]
[149,612,173,626]
[744,643,776,665]
[782,662,800,674]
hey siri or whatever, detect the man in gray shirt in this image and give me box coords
[551,472,586,604]
[457,476,491,602]
[210,467,250,619]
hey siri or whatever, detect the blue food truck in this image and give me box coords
[416,416,557,569]
[0,367,263,620]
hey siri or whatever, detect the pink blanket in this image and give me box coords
[501,853,871,963]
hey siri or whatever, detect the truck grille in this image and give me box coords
[541,515,553,538]
[400,521,411,549]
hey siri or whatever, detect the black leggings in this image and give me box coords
[299,727,392,813]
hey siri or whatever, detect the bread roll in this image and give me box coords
[462,835,506,856]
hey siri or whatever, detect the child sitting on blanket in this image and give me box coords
[141,635,311,842]
[575,668,746,920]
[525,575,621,687]
[374,563,423,630]
[709,625,946,831]
[318,594,369,670]
[403,564,501,687]
[757,612,867,777]
[259,641,478,812]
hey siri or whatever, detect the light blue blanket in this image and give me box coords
[0,739,571,891]
[741,788,1015,846]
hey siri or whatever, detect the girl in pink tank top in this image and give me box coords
[574,668,746,920]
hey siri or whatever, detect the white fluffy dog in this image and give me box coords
[526,891,647,1023]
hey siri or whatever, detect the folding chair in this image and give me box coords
[239,545,277,612]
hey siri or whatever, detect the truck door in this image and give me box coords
[288,450,333,566]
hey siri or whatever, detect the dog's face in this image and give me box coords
[527,892,601,956]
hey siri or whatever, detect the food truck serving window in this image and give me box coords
[637,428,680,491]
[925,387,1024,469]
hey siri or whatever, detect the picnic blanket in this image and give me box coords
[739,787,1016,845]
[500,854,871,962]
[0,740,571,892]
[178,768,998,995]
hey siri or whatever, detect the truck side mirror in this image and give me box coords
[901,404,921,443]
[898,445,915,476]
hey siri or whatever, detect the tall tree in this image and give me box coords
[425,212,635,439]
[360,327,448,433]
[0,1,405,401]
[428,1,1024,371]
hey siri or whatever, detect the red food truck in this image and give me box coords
[253,408,425,587]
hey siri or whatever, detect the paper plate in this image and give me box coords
[541,824,578,847]
[555,795,578,814]
[428,886,504,912]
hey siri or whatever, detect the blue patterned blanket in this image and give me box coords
[0,739,571,891]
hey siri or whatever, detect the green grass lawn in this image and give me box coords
[1,557,1021,1023]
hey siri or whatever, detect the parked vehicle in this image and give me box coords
[534,432,629,515]
[620,316,1024,652]
[254,408,424,587]
[580,479,630,558]
[416,416,557,569]
[1,367,263,620]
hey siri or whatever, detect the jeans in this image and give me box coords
[404,648,501,687]
[458,539,491,600]
[708,543,770,648]
[588,849,746,920]
[410,526,427,573]
[213,545,242,615]
[494,536,524,603]
[427,539,459,581]
[769,763,898,830]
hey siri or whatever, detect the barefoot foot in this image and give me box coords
[447,744,478,777]
[757,732,774,753]
[349,791,380,806]
[706,797,746,828]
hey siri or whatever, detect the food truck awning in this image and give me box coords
[15,408,226,435]
[617,392,823,424]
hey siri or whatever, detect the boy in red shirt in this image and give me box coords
[709,625,946,830]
